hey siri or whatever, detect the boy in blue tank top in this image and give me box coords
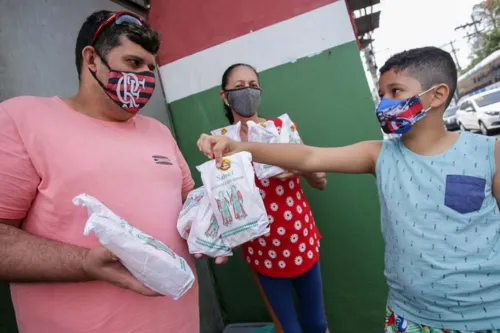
[198,47,500,332]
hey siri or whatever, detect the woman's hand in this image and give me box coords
[304,172,327,191]
[273,170,301,181]
[194,253,229,264]
[274,171,327,191]
[197,134,241,165]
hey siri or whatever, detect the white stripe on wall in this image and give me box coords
[160,0,355,103]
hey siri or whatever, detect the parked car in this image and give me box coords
[456,88,500,135]
[443,105,460,131]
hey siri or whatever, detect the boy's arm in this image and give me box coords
[197,134,382,175]
[298,139,327,190]
[274,139,327,190]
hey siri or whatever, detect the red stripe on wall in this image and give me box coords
[149,0,338,66]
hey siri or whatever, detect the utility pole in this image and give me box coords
[448,41,462,72]
[363,45,379,104]
[455,14,486,58]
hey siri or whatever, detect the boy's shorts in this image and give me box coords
[384,305,500,333]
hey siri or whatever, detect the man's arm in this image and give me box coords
[204,137,382,175]
[0,104,158,295]
[0,107,89,282]
[171,132,195,203]
[0,219,160,295]
[0,219,89,282]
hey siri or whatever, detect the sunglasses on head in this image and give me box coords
[91,11,147,45]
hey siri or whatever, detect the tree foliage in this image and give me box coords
[463,0,500,73]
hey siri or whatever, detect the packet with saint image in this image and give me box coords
[196,152,269,248]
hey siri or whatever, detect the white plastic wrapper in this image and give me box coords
[211,121,241,141]
[187,196,233,257]
[279,113,301,144]
[196,152,269,248]
[177,187,205,240]
[247,120,284,179]
[73,194,195,300]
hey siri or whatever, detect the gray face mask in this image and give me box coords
[226,87,262,117]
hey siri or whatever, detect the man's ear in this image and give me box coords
[429,83,450,109]
[82,46,98,73]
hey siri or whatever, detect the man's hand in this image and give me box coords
[82,246,162,297]
[197,134,241,165]
[304,172,327,191]
[184,226,229,264]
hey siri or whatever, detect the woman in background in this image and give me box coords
[216,63,329,333]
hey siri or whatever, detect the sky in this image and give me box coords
[362,0,482,93]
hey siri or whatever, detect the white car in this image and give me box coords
[456,88,500,135]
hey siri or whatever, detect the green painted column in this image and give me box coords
[152,0,387,330]
[166,42,387,331]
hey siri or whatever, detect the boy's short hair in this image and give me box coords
[379,47,457,108]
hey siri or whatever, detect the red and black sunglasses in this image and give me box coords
[91,11,148,45]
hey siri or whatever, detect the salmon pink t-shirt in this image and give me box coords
[0,96,199,333]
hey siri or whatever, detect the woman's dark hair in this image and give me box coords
[221,63,259,124]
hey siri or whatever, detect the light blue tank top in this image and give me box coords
[376,132,500,331]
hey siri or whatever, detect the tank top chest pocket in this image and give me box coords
[444,175,486,214]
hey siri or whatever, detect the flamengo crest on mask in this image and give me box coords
[116,72,146,109]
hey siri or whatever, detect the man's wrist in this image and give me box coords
[80,248,92,281]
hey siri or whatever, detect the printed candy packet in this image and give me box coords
[279,113,301,144]
[196,152,269,248]
[211,121,241,141]
[74,194,195,300]
[177,187,205,240]
[187,195,233,257]
[247,120,284,179]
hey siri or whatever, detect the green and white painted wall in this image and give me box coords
[150,0,387,331]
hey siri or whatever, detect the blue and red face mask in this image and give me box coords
[375,87,435,134]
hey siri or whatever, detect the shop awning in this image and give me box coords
[346,0,381,11]
[354,11,380,36]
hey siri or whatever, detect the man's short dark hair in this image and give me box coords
[75,10,160,80]
[380,47,457,108]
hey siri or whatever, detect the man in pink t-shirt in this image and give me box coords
[0,10,212,333]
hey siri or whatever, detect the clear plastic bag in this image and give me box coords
[247,120,284,179]
[196,152,270,248]
[187,195,233,257]
[279,113,301,144]
[74,194,195,300]
[177,187,205,240]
